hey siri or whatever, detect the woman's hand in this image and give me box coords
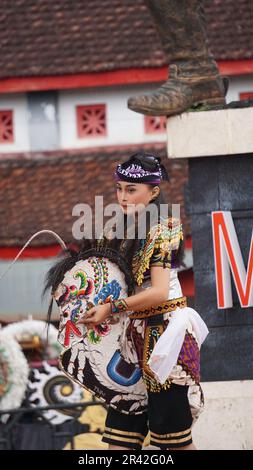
[76,303,111,329]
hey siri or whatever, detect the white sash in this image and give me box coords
[147,307,209,384]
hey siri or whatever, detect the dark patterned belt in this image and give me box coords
[129,296,187,319]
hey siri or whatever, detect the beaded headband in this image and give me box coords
[115,153,169,184]
[115,163,162,184]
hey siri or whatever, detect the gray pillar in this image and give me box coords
[185,153,253,381]
[167,103,253,381]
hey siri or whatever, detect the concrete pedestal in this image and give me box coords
[192,380,253,450]
[167,103,253,382]
[165,103,253,449]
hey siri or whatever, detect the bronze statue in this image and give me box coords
[128,0,228,116]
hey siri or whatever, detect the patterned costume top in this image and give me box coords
[131,216,183,287]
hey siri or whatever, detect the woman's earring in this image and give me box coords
[150,192,159,202]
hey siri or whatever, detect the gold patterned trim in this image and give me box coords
[150,434,192,445]
[132,217,183,286]
[105,427,146,439]
[143,323,164,382]
[150,427,191,438]
[129,296,187,319]
[142,373,172,393]
[103,433,144,445]
[139,297,186,392]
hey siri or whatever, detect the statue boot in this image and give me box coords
[128,0,229,116]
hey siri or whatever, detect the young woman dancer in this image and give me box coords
[76,152,209,450]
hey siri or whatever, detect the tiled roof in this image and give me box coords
[0,144,189,246]
[0,0,252,79]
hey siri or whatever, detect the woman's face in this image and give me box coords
[116,181,158,215]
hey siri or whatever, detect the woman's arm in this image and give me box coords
[124,265,170,310]
[77,266,170,328]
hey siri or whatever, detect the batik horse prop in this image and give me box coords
[45,241,148,415]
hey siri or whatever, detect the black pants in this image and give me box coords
[102,383,193,449]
